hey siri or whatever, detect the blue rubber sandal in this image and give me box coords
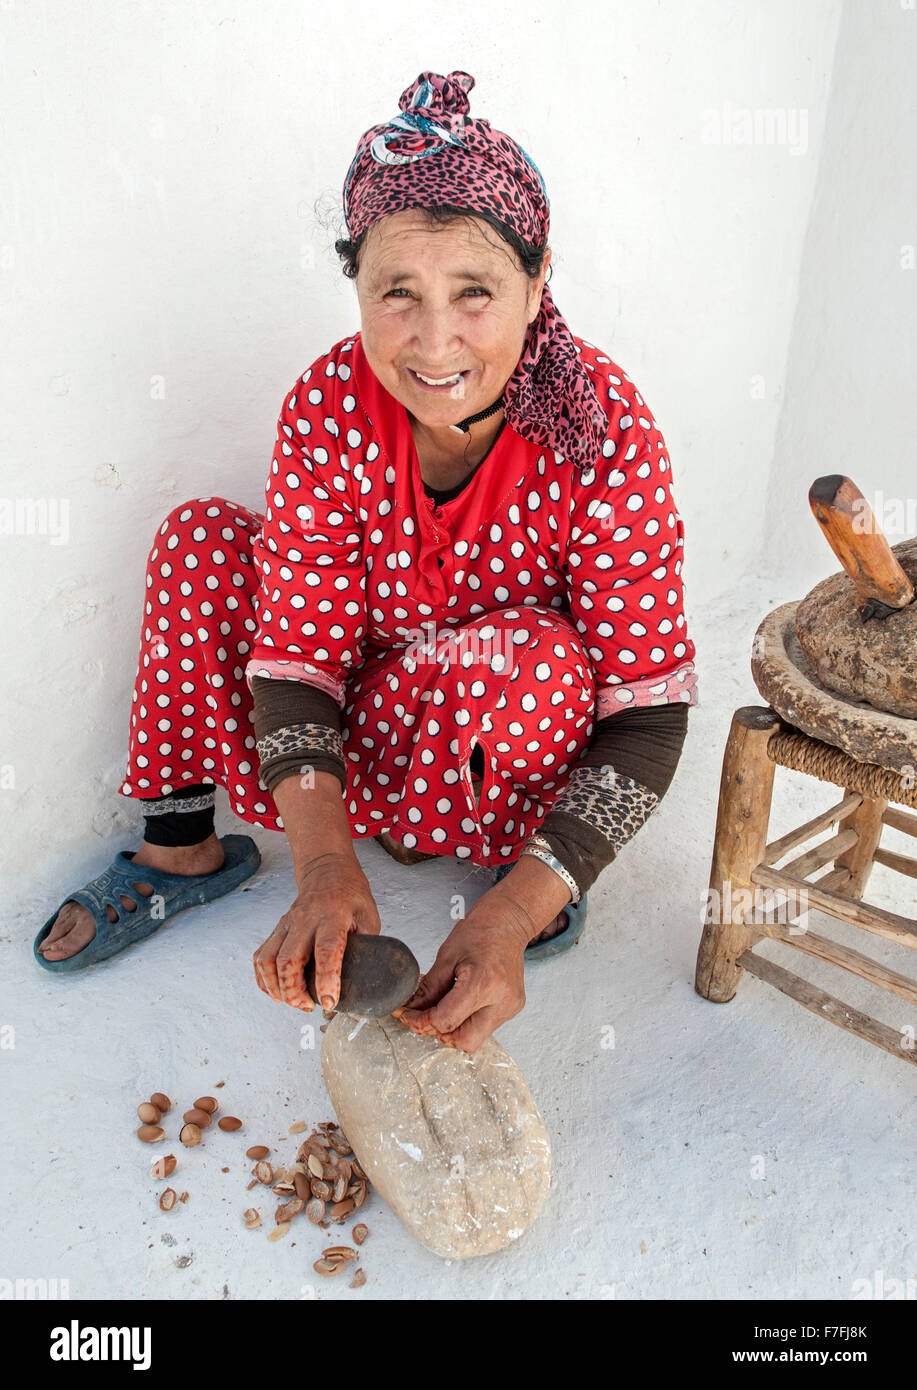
[33,834,261,974]
[490,860,588,960]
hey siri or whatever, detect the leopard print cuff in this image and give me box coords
[548,766,659,850]
[256,722,344,768]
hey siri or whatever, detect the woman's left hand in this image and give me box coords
[392,893,535,1054]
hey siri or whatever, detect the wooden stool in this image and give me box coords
[695,705,917,1066]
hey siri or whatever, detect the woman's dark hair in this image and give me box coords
[334,203,551,283]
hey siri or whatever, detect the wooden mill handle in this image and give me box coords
[808,475,915,609]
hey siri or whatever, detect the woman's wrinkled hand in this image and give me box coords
[252,852,381,1012]
[392,891,533,1054]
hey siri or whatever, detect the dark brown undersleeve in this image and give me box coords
[251,676,347,794]
[535,702,690,897]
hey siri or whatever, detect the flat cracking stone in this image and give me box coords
[321,1013,551,1260]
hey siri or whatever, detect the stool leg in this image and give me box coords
[695,706,782,1003]
[833,793,888,899]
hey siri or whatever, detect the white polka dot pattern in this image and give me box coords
[117,333,697,866]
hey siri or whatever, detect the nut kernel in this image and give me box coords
[182,1108,211,1128]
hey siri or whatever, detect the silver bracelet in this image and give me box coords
[518,837,582,905]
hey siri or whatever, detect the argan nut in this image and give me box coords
[137,1102,161,1124]
[243,1208,261,1229]
[246,1146,270,1160]
[293,1173,311,1201]
[151,1155,177,1180]
[307,1154,324,1178]
[159,1188,177,1211]
[330,1198,355,1221]
[137,1125,165,1143]
[183,1108,211,1128]
[150,1093,171,1113]
[194,1096,218,1114]
[179,1123,201,1147]
[349,1267,366,1288]
[322,1245,356,1260]
[306,1198,325,1224]
[288,1121,306,1134]
[268,1222,290,1242]
[352,1223,368,1245]
[313,1257,343,1276]
[218,1116,242,1132]
[254,1161,273,1185]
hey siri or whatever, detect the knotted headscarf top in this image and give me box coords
[342,70,608,471]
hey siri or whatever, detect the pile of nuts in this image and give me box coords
[137,1087,243,1208]
[138,1087,370,1287]
[241,1122,371,1287]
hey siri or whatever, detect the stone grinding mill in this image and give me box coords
[695,476,917,1065]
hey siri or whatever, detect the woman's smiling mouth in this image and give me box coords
[406,367,472,392]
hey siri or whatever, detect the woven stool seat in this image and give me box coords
[767,729,917,810]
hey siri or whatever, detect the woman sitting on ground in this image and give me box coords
[35,69,697,1054]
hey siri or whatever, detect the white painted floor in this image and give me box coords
[3,570,915,1301]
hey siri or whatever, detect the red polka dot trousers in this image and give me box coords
[119,499,597,867]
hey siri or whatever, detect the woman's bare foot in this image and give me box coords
[37,834,225,962]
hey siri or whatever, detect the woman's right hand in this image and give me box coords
[252,852,382,1012]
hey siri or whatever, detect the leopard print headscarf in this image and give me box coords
[342,70,609,472]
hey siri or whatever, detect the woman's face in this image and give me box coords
[355,208,550,428]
